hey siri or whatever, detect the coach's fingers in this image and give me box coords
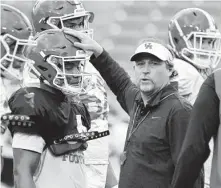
[74,41,103,58]
[63,29,85,40]
[74,42,91,51]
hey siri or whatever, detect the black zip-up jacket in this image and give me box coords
[90,50,192,188]
[171,72,220,188]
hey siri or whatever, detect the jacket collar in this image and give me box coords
[135,81,178,108]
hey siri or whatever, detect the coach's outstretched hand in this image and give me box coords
[63,28,103,58]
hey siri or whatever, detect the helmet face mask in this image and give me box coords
[169,8,221,70]
[0,4,36,81]
[33,0,94,38]
[44,54,90,94]
[1,34,37,81]
[46,12,93,38]
[182,31,221,69]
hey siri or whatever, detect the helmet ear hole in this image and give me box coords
[174,38,178,44]
[15,27,23,31]
[41,28,46,31]
[38,65,48,72]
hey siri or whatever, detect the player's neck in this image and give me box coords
[40,82,63,95]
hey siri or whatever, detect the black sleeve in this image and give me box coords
[90,50,139,114]
[171,74,220,188]
[7,89,42,136]
[9,89,36,115]
[167,102,192,165]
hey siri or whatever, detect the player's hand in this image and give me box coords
[63,28,103,58]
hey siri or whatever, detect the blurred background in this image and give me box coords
[1,1,221,187]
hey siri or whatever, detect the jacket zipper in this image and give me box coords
[125,92,176,147]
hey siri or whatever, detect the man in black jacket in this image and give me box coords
[171,68,221,188]
[64,29,193,188]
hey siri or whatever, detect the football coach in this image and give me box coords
[64,29,192,188]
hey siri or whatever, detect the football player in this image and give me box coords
[30,1,112,188]
[32,0,94,36]
[0,3,36,180]
[169,8,221,188]
[2,27,94,188]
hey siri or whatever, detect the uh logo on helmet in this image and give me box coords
[25,29,91,94]
[0,4,37,81]
[168,8,221,70]
[32,0,94,38]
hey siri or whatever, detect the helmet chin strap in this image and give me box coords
[62,85,85,97]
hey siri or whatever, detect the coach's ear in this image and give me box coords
[167,66,173,78]
[132,61,136,70]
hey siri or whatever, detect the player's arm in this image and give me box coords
[171,75,219,188]
[13,148,40,188]
[12,132,46,188]
[0,85,12,174]
[89,49,138,114]
[6,88,47,188]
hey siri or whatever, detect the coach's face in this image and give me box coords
[134,54,170,95]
